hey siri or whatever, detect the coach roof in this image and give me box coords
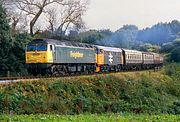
[122,49,142,54]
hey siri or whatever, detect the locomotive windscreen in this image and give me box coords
[27,44,36,51]
[27,43,47,51]
[37,44,47,51]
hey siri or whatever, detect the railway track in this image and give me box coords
[0,69,156,85]
[0,76,39,84]
[0,73,96,84]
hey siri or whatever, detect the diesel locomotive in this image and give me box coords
[26,39,163,76]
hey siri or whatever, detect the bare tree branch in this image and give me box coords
[8,0,66,36]
[57,0,89,35]
[45,8,57,32]
[4,0,89,37]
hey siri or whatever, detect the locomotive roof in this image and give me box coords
[95,45,122,52]
[30,39,95,49]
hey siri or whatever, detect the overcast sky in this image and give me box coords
[83,0,180,31]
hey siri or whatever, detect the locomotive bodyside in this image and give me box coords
[95,46,123,72]
[54,45,96,64]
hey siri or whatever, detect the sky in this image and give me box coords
[83,0,180,31]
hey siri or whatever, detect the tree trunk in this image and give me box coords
[11,18,19,36]
[30,8,43,37]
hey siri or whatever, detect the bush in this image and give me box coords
[170,46,180,62]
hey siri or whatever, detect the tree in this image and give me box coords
[98,25,139,48]
[0,4,32,76]
[139,43,160,52]
[170,46,180,62]
[161,38,180,53]
[2,0,28,36]
[0,3,13,75]
[5,0,89,37]
[136,20,180,44]
[46,8,57,33]
[12,33,32,74]
[75,29,112,44]
[56,0,88,36]
[10,0,67,37]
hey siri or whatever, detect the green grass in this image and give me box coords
[0,114,180,122]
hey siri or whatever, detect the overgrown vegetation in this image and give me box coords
[0,63,179,115]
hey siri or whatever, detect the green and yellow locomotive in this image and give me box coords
[26,39,97,75]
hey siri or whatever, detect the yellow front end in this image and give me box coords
[26,51,53,64]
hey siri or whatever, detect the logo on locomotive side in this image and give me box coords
[70,51,84,58]
[109,53,113,64]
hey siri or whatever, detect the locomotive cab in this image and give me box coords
[26,39,54,64]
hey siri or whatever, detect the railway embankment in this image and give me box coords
[0,63,179,115]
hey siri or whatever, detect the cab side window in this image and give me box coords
[98,49,104,54]
[50,45,53,51]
